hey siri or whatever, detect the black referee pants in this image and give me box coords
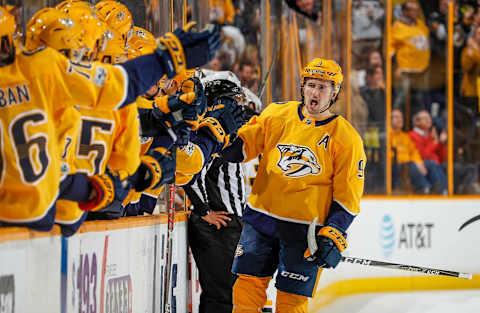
[188,212,243,313]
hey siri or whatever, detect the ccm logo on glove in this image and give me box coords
[280,271,310,282]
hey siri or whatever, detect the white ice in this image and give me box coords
[313,290,480,313]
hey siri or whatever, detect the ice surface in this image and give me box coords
[313,290,480,313]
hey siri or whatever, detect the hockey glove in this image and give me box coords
[181,77,207,115]
[135,147,176,191]
[205,96,244,136]
[153,92,202,146]
[304,224,347,269]
[198,117,228,148]
[79,169,132,214]
[157,23,220,74]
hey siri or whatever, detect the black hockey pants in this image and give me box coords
[188,212,243,313]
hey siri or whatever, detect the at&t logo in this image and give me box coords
[379,214,395,258]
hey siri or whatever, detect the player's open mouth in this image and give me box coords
[310,100,318,107]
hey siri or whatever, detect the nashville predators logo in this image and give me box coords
[234,244,244,258]
[276,144,321,177]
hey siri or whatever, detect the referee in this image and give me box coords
[184,156,245,313]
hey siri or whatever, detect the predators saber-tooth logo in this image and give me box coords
[277,144,321,177]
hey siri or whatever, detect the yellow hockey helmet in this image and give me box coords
[55,0,90,11]
[59,2,111,62]
[0,6,15,38]
[95,0,133,45]
[25,8,84,61]
[96,28,127,64]
[127,26,156,59]
[302,58,343,96]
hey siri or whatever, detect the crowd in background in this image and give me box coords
[207,0,480,195]
[349,0,480,195]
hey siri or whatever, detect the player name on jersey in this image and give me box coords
[0,84,31,107]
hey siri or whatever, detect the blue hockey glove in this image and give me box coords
[79,169,132,215]
[153,92,202,146]
[304,223,347,269]
[205,96,244,136]
[182,77,207,115]
[174,23,220,68]
[197,117,228,148]
[138,146,176,191]
[157,22,220,75]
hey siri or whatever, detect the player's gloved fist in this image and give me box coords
[182,77,207,115]
[173,22,220,68]
[153,92,201,137]
[138,147,176,191]
[304,225,347,268]
[79,169,132,214]
[154,92,197,115]
[205,96,244,136]
[157,22,220,75]
[198,116,229,148]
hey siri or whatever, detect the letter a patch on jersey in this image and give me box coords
[317,134,330,149]
[276,144,321,177]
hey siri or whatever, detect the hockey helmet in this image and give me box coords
[25,8,84,62]
[95,0,133,45]
[302,58,343,97]
[201,70,244,105]
[58,2,111,62]
[127,26,156,59]
[96,28,127,64]
[56,0,91,11]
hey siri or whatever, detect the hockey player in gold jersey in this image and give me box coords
[221,58,366,313]
[0,6,82,230]
[0,3,221,231]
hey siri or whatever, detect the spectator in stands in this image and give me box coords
[353,48,384,88]
[235,58,256,89]
[428,0,466,106]
[208,54,223,71]
[352,0,384,59]
[236,1,260,45]
[209,0,236,25]
[391,109,442,194]
[408,110,448,194]
[284,0,322,23]
[453,123,480,194]
[460,25,480,110]
[466,6,480,38]
[361,66,386,123]
[361,66,386,193]
[391,0,430,114]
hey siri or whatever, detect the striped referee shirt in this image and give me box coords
[186,157,246,216]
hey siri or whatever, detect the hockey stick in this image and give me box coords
[340,256,472,280]
[163,183,176,313]
[163,128,177,313]
[306,218,472,280]
[257,40,279,99]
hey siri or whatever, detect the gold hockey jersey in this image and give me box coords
[56,104,141,224]
[237,101,366,225]
[0,48,83,223]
